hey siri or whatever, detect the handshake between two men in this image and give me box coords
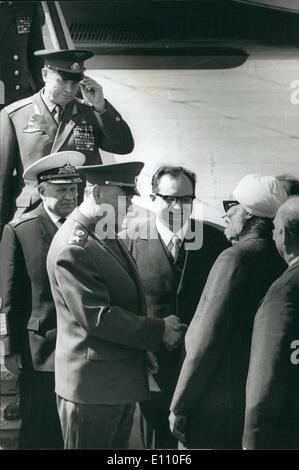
[162,315,188,351]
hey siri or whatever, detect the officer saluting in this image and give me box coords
[0,1,44,108]
[0,48,135,236]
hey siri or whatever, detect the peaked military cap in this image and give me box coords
[34,49,94,81]
[78,161,144,196]
[23,151,86,184]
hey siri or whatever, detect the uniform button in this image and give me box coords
[13,54,19,61]
[14,70,20,76]
[115,116,121,122]
[15,85,21,90]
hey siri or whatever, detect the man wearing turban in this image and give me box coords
[169,175,288,449]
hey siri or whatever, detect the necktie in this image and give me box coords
[53,105,63,124]
[58,217,66,225]
[168,234,182,261]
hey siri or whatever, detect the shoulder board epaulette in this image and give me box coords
[4,96,33,115]
[9,211,39,228]
[68,225,89,246]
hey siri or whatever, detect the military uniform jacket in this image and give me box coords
[0,204,58,372]
[0,2,44,107]
[170,234,286,449]
[121,218,228,394]
[46,208,165,405]
[243,261,299,449]
[0,89,134,232]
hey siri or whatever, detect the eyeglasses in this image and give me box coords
[154,193,195,205]
[223,200,240,213]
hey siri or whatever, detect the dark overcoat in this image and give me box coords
[243,261,299,449]
[170,234,286,449]
[0,204,58,371]
[46,208,165,405]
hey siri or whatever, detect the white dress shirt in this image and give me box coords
[155,217,189,248]
[43,204,68,228]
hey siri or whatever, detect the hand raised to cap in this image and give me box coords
[80,76,105,113]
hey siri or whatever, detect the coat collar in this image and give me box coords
[32,91,58,143]
[70,208,138,280]
[286,258,299,273]
[129,216,194,296]
[70,208,147,315]
[238,232,271,243]
[34,204,58,245]
[70,207,97,233]
[51,101,77,153]
[31,91,78,153]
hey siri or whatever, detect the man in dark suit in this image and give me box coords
[120,165,228,448]
[0,2,44,109]
[46,161,186,449]
[243,197,299,449]
[169,174,288,449]
[0,49,134,234]
[0,150,85,448]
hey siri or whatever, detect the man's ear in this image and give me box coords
[283,225,291,246]
[37,184,45,197]
[244,212,253,220]
[92,185,101,204]
[41,68,48,83]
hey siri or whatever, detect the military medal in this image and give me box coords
[16,16,32,34]
[73,119,95,151]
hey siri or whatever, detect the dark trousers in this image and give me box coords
[57,395,135,449]
[140,392,177,449]
[18,370,63,449]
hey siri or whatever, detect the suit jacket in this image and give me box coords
[170,234,286,449]
[0,2,44,108]
[0,89,134,232]
[0,204,58,371]
[243,261,299,450]
[46,208,165,405]
[120,218,228,394]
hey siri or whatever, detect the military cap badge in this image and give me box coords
[71,62,80,71]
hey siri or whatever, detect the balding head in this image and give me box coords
[273,197,299,263]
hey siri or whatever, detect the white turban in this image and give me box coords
[232,174,288,219]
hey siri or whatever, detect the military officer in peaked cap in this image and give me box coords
[0,150,85,449]
[46,161,186,449]
[0,1,44,108]
[0,48,135,236]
